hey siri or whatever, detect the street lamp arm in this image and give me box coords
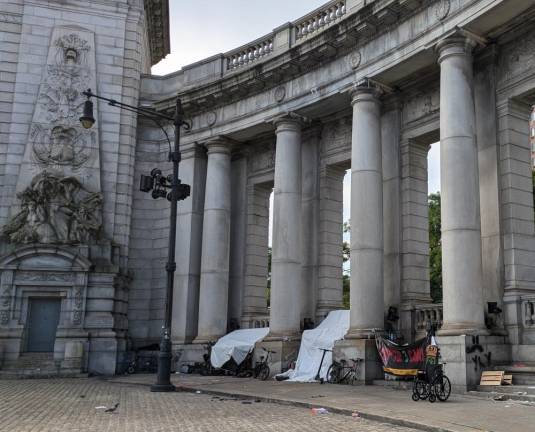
[83,89,176,123]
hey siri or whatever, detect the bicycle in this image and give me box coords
[326,357,363,385]
[254,347,275,381]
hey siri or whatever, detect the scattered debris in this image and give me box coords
[105,403,119,413]
[352,412,360,419]
[95,403,119,413]
[195,390,202,394]
[241,401,252,405]
[79,395,85,398]
[311,407,329,415]
[493,395,507,401]
[254,399,261,403]
[310,395,325,399]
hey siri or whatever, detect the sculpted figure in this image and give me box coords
[2,171,102,245]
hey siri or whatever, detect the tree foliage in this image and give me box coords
[428,192,442,302]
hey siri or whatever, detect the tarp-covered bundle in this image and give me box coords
[285,310,350,382]
[375,335,429,376]
[210,328,269,368]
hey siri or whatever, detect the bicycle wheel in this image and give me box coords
[414,379,428,400]
[326,364,339,384]
[346,371,358,386]
[433,375,451,402]
[258,364,270,381]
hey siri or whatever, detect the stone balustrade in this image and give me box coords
[294,0,346,40]
[252,316,270,328]
[415,303,443,333]
[225,35,274,71]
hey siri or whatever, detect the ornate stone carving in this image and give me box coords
[144,0,170,65]
[3,171,102,245]
[250,142,276,172]
[30,32,94,171]
[16,26,101,197]
[15,271,74,283]
[31,125,94,168]
[348,50,362,69]
[205,111,217,127]
[73,286,83,324]
[435,0,451,21]
[321,117,351,152]
[0,310,9,325]
[499,30,535,82]
[274,86,286,103]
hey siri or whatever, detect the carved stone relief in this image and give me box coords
[249,142,276,173]
[499,30,535,83]
[435,0,451,21]
[3,171,102,245]
[321,117,351,153]
[402,89,440,123]
[15,26,101,201]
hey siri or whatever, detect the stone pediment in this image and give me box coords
[0,245,92,272]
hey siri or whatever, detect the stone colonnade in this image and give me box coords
[173,35,493,359]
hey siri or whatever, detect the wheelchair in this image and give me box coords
[412,362,451,403]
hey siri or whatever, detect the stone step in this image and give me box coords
[2,353,57,370]
[492,363,535,385]
[372,379,413,390]
[475,384,535,395]
[0,369,87,379]
[468,389,535,403]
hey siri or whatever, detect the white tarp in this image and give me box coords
[210,327,269,368]
[286,310,350,382]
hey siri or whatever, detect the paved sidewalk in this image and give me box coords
[110,374,535,432]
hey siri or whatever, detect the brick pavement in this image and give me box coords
[0,378,419,432]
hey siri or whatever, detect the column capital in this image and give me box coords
[436,36,477,64]
[349,81,381,106]
[273,112,309,132]
[181,143,206,160]
[203,136,234,155]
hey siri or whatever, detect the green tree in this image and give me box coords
[428,192,442,302]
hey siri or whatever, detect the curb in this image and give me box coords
[107,377,458,432]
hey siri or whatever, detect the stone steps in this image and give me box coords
[492,363,535,385]
[372,379,413,390]
[0,352,87,379]
[468,385,535,403]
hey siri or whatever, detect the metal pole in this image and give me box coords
[151,97,182,392]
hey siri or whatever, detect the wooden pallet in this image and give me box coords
[480,371,505,386]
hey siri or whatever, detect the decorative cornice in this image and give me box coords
[144,0,170,65]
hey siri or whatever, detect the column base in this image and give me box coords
[150,383,176,392]
[438,323,490,336]
[254,339,301,377]
[333,339,382,384]
[345,328,382,339]
[192,335,222,345]
[436,335,510,393]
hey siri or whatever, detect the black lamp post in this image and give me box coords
[80,89,190,392]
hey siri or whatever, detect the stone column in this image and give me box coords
[268,115,303,339]
[195,138,232,343]
[382,107,401,311]
[172,144,206,345]
[437,37,486,335]
[347,85,384,338]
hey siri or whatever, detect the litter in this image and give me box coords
[311,407,329,415]
[242,401,253,405]
[493,395,507,401]
[352,412,360,419]
[195,390,202,394]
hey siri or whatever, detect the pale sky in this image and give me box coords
[153,1,441,245]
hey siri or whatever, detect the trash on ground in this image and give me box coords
[493,394,507,401]
[195,390,202,394]
[352,412,360,419]
[241,401,252,405]
[311,407,329,415]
